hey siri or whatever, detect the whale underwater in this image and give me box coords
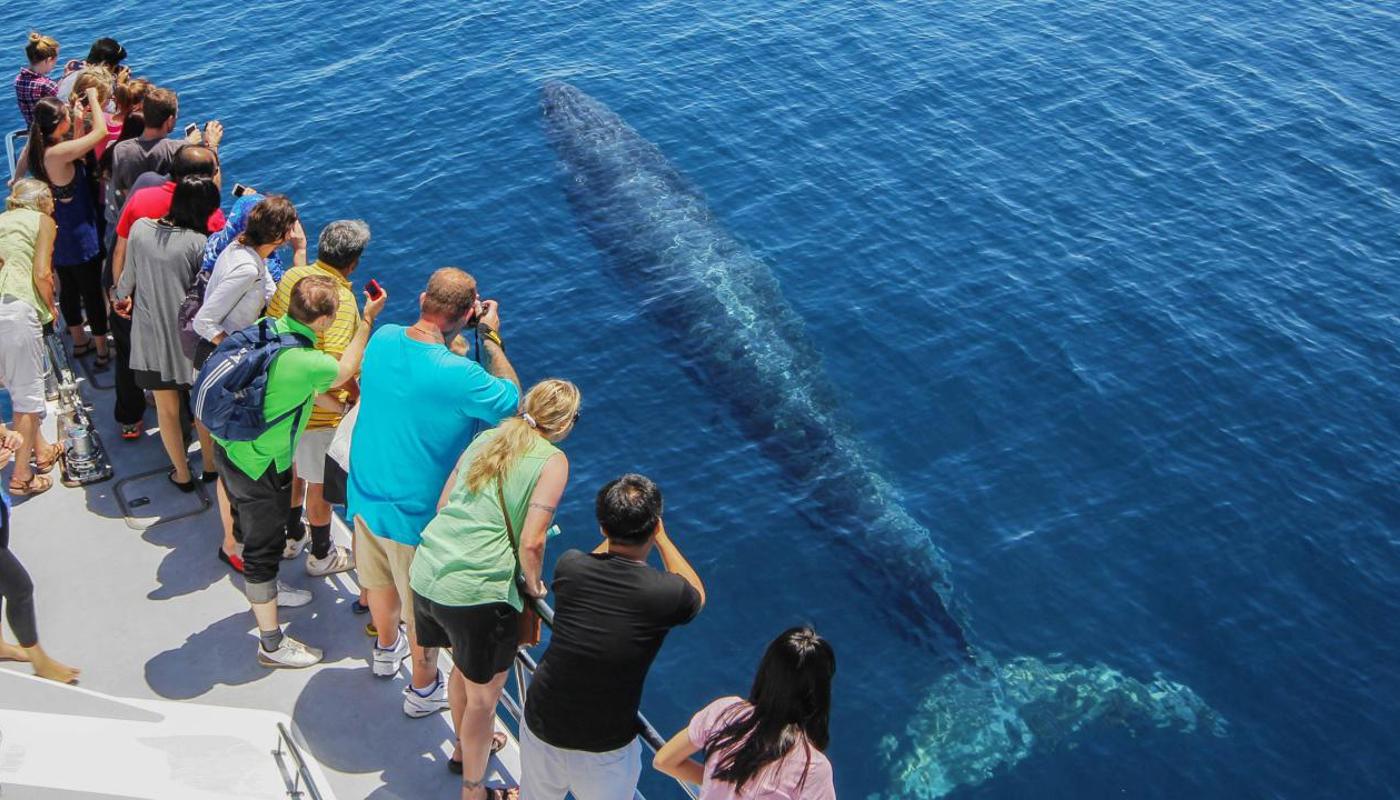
[541,80,1224,797]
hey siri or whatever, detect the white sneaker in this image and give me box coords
[257,634,323,669]
[371,630,409,677]
[282,532,309,559]
[275,581,313,608]
[402,671,449,718]
[306,546,355,577]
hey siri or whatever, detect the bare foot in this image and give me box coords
[0,641,31,662]
[27,646,80,684]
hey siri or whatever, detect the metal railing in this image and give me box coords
[495,595,700,800]
[6,129,25,181]
[273,722,326,800]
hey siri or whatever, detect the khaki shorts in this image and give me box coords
[0,297,47,415]
[353,515,417,629]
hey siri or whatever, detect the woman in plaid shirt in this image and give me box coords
[13,33,59,127]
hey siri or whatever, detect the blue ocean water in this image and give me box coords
[10,1,1400,797]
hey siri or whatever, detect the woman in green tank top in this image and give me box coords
[0,179,59,329]
[410,378,580,799]
[0,179,61,496]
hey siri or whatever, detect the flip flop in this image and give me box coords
[31,443,63,474]
[70,339,94,357]
[9,474,53,496]
[448,732,508,774]
[93,351,111,368]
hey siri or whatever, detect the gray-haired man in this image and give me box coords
[266,219,372,577]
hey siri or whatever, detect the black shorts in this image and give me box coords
[192,338,217,370]
[134,369,189,391]
[413,593,519,684]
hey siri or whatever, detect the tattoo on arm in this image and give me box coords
[529,501,557,514]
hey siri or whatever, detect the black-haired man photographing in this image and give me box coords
[520,473,706,800]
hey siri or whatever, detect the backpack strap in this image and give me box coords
[263,327,319,451]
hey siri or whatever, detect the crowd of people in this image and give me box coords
[0,31,839,800]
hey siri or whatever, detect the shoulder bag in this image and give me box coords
[497,480,543,648]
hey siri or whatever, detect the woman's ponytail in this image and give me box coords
[465,379,581,493]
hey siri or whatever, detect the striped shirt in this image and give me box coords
[266,261,359,430]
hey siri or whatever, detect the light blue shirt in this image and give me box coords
[348,325,520,546]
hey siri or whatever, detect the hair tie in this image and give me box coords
[521,412,538,429]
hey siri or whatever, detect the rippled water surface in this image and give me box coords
[10,1,1400,797]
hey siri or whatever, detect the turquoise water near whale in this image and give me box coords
[10,1,1400,797]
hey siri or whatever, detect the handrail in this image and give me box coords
[511,594,701,800]
[6,128,26,182]
[273,722,326,800]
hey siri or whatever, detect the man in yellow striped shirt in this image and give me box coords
[266,219,370,576]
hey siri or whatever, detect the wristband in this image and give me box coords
[479,326,504,349]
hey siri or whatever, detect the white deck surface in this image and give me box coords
[0,354,521,799]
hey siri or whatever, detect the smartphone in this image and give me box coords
[232,183,252,198]
[365,279,384,300]
[184,122,199,138]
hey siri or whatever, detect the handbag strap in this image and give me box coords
[496,479,522,580]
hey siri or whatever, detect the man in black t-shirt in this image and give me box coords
[521,474,705,800]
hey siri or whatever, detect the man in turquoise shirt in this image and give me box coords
[210,275,386,669]
[348,267,520,715]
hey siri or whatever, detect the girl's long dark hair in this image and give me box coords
[706,626,835,793]
[162,175,220,233]
[27,96,67,184]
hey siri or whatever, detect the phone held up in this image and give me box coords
[184,122,199,138]
[233,183,252,198]
[365,279,384,301]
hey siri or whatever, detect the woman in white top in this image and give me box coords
[191,193,304,357]
[191,193,304,569]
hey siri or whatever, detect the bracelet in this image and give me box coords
[479,326,504,349]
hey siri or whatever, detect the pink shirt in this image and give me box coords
[94,113,121,160]
[687,697,836,800]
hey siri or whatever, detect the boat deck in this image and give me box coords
[1,351,522,799]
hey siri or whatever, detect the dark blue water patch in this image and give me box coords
[10,0,1400,796]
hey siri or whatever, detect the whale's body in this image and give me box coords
[541,81,1223,797]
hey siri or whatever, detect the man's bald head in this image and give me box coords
[170,144,219,181]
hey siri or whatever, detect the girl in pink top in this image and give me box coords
[655,627,837,799]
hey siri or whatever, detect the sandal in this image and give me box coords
[9,474,53,496]
[93,350,111,369]
[31,443,63,474]
[448,732,508,774]
[70,339,95,357]
[217,546,245,574]
[167,468,196,494]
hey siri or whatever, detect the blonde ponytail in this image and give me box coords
[26,33,59,63]
[466,378,581,493]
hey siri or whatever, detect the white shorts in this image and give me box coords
[0,297,47,415]
[293,427,337,484]
[519,719,641,800]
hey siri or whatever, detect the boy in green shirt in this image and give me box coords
[210,274,385,669]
